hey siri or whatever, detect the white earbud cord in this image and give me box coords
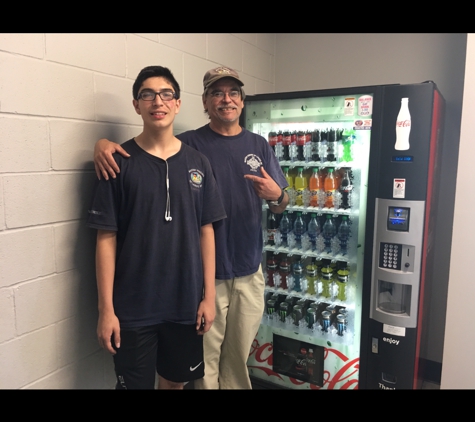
[165,160,172,222]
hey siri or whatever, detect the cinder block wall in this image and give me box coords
[0,33,276,389]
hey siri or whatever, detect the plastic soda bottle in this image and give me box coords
[294,167,307,206]
[304,131,313,162]
[320,264,333,298]
[290,130,298,161]
[297,130,306,161]
[268,131,277,156]
[339,169,353,209]
[324,168,337,208]
[292,257,304,292]
[309,167,321,207]
[276,130,283,160]
[336,266,349,302]
[266,254,278,287]
[279,211,291,247]
[279,255,291,290]
[326,128,336,162]
[293,211,306,249]
[283,166,293,190]
[267,210,278,246]
[319,128,328,163]
[307,213,321,251]
[337,215,350,255]
[341,129,355,162]
[312,129,321,161]
[282,130,291,160]
[322,214,336,253]
[306,258,318,296]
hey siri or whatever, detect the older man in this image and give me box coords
[94,66,288,389]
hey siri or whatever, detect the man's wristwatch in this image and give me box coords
[267,189,285,207]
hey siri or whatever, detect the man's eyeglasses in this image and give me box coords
[137,90,177,101]
[209,89,241,99]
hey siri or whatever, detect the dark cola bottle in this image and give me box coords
[267,210,278,246]
[339,169,353,209]
[282,130,291,161]
[326,128,337,162]
[268,131,277,156]
[312,129,321,162]
[297,130,306,161]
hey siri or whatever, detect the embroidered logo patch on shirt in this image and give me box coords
[189,169,204,188]
[244,154,263,172]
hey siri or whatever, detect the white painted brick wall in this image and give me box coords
[49,120,140,172]
[0,288,15,343]
[0,117,50,173]
[160,33,207,57]
[0,32,276,389]
[184,55,219,96]
[174,92,209,135]
[45,34,126,76]
[53,221,96,273]
[0,52,95,119]
[0,326,57,389]
[208,34,243,72]
[0,227,55,288]
[94,73,139,125]
[3,173,95,228]
[14,270,82,335]
[23,350,116,389]
[126,35,184,85]
[0,33,44,59]
[55,312,100,368]
[0,178,5,231]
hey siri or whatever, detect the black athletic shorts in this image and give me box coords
[112,322,204,389]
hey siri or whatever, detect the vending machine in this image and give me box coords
[242,82,445,390]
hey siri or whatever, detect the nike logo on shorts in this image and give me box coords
[190,361,203,371]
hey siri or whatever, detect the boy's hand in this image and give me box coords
[196,297,215,335]
[97,311,121,354]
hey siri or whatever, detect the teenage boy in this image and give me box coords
[93,66,288,389]
[87,66,226,390]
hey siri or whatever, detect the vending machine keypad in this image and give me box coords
[379,243,402,270]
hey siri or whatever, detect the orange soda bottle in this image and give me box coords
[324,168,337,208]
[309,167,321,207]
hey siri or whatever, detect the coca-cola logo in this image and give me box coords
[396,120,411,127]
[248,339,359,389]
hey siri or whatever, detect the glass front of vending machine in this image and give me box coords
[243,88,378,389]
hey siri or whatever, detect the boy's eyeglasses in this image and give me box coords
[137,90,177,101]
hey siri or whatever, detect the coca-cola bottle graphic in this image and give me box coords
[395,97,411,150]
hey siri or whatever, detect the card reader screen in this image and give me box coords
[387,207,410,232]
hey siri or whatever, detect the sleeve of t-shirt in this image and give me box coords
[87,177,119,231]
[200,156,227,226]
